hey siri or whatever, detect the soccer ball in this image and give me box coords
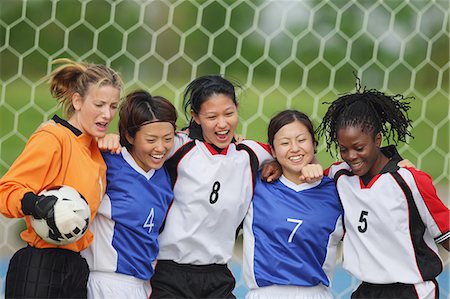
[31,185,91,245]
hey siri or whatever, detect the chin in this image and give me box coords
[88,127,106,138]
[94,132,107,139]
[351,169,367,177]
[149,162,164,170]
[217,141,232,148]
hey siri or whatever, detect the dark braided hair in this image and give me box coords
[317,77,414,155]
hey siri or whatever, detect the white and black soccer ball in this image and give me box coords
[31,185,91,245]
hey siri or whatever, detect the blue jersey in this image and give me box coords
[243,173,343,289]
[82,148,174,280]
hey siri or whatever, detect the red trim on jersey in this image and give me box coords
[359,174,382,189]
[324,162,342,177]
[203,142,229,155]
[256,142,272,154]
[407,167,450,234]
[221,146,229,155]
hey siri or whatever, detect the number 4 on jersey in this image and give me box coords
[143,208,155,233]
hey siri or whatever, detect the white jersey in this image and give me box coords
[243,174,343,290]
[326,146,449,284]
[157,135,272,265]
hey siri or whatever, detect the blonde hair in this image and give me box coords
[49,58,123,117]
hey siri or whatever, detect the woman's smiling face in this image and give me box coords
[337,125,383,177]
[192,93,238,149]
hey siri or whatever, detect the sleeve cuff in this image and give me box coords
[21,192,39,215]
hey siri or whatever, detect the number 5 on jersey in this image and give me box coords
[358,210,369,233]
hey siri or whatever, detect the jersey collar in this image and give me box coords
[204,142,229,155]
[52,115,82,136]
[121,147,156,180]
[360,145,402,187]
[187,122,233,155]
[279,175,321,192]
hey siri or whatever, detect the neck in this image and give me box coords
[368,151,390,177]
[67,115,82,134]
[282,172,305,185]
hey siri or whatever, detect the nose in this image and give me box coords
[347,149,357,161]
[154,139,165,152]
[217,116,227,128]
[102,106,113,120]
[291,141,300,152]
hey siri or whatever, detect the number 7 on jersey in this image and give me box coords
[287,218,303,243]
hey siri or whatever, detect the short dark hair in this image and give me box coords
[182,75,239,137]
[183,75,238,116]
[268,109,318,150]
[119,90,177,151]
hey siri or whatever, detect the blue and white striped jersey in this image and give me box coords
[243,173,343,289]
[82,148,173,280]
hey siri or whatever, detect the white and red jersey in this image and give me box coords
[326,146,449,284]
[157,134,272,265]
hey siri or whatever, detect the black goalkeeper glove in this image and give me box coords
[22,192,58,219]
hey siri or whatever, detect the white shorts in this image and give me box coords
[87,271,151,299]
[246,284,333,299]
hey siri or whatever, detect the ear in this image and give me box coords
[125,132,134,146]
[191,110,201,125]
[374,132,382,147]
[270,145,276,159]
[72,92,83,111]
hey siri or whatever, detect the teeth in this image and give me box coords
[289,156,302,161]
[151,154,164,159]
[216,131,228,135]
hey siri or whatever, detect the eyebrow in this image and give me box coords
[201,106,235,114]
[145,132,174,137]
[278,132,307,139]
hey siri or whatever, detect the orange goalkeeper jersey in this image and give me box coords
[0,115,106,252]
